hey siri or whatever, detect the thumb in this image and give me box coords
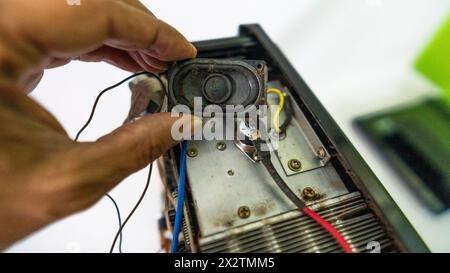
[74,113,201,190]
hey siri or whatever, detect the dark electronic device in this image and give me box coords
[157,25,429,253]
[357,98,450,213]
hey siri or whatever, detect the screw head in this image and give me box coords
[238,206,251,219]
[227,170,235,176]
[302,187,317,200]
[288,159,302,172]
[317,147,326,160]
[187,148,198,157]
[216,142,227,151]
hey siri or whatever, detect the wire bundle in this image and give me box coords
[83,77,352,253]
[170,141,188,253]
[76,72,162,253]
[255,88,353,253]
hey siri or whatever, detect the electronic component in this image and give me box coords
[158,25,429,253]
[168,59,267,112]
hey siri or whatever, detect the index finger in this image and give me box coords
[18,0,196,61]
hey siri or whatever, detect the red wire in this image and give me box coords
[302,207,353,253]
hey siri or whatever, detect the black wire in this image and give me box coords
[279,95,293,133]
[74,71,165,141]
[246,118,305,210]
[74,72,164,253]
[105,193,123,253]
[252,138,305,210]
[109,164,153,253]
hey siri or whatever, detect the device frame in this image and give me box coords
[164,24,429,252]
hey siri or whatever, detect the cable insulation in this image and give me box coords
[170,141,188,253]
[252,132,353,253]
[105,193,123,253]
[75,72,162,253]
[109,164,153,253]
[75,71,164,141]
[303,207,353,253]
[267,88,285,134]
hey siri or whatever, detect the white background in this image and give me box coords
[6,0,450,252]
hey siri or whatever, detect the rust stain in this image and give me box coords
[213,215,235,228]
[253,199,275,217]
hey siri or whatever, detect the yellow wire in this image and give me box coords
[267,88,285,134]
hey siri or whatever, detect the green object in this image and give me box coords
[416,13,450,103]
[356,99,450,213]
[356,12,450,214]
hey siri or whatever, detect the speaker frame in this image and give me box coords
[167,58,267,114]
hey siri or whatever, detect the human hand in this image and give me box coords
[0,0,199,249]
[0,0,196,92]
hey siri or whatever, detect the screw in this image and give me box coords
[317,147,326,160]
[227,170,235,176]
[238,206,251,219]
[216,142,227,151]
[187,148,198,157]
[288,159,302,172]
[253,154,260,162]
[302,187,317,200]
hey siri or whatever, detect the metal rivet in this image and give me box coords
[187,148,198,158]
[238,206,251,219]
[288,159,302,172]
[253,154,260,162]
[227,170,235,176]
[317,147,326,160]
[216,142,227,151]
[302,187,317,200]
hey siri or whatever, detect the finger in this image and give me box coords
[103,4,197,62]
[22,58,70,93]
[138,52,168,70]
[47,58,71,69]
[94,0,160,61]
[20,0,196,61]
[101,1,197,60]
[78,46,142,72]
[0,83,67,135]
[128,51,165,73]
[120,0,155,16]
[21,70,44,93]
[72,113,201,191]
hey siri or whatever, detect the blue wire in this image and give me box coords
[171,141,188,253]
[106,193,123,253]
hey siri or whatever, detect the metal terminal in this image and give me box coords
[287,159,302,172]
[187,148,198,158]
[216,142,227,151]
[227,170,235,176]
[317,147,327,160]
[238,206,251,219]
[234,139,258,163]
[302,187,317,200]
